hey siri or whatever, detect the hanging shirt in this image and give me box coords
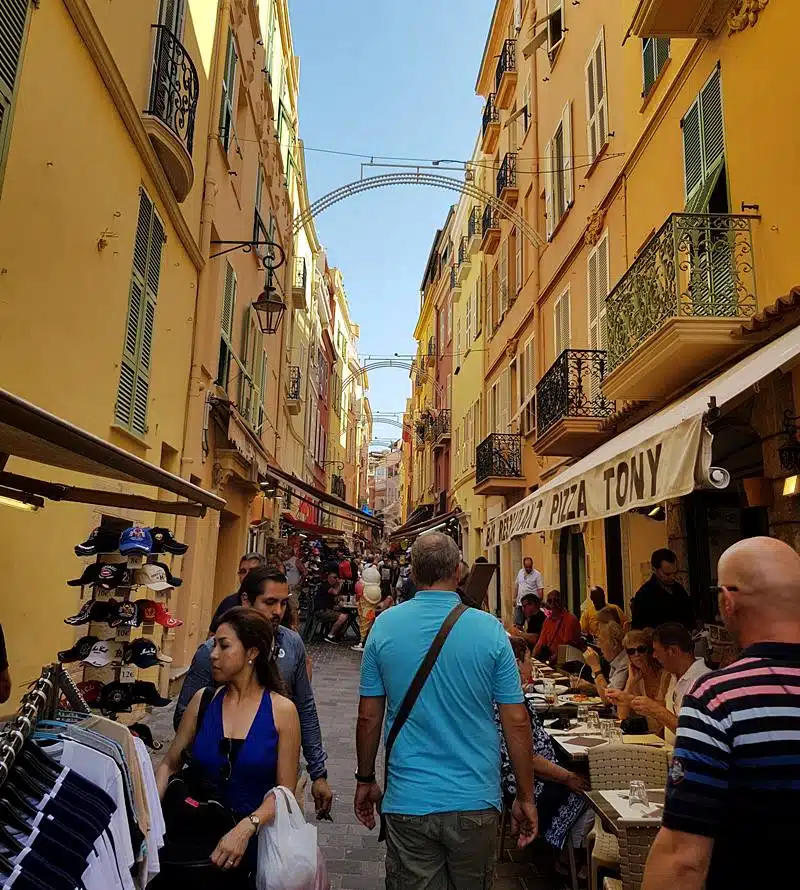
[132,736,165,885]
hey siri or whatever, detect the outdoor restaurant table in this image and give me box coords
[544,721,666,763]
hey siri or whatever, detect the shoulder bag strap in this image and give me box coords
[196,685,217,732]
[383,603,468,775]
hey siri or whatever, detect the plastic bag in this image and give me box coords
[256,786,318,890]
[313,849,330,890]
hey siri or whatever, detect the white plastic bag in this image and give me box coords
[256,786,318,890]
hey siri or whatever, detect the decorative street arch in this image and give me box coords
[371,415,407,431]
[342,359,443,400]
[293,172,545,248]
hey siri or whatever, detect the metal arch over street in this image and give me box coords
[342,359,444,398]
[371,415,407,431]
[292,172,546,248]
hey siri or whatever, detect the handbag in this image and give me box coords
[255,786,318,890]
[378,603,468,841]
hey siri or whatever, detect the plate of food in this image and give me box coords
[558,692,603,705]
[533,681,569,694]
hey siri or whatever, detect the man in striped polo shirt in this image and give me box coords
[643,536,800,890]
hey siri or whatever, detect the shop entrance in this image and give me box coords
[559,527,586,616]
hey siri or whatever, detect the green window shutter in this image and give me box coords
[116,189,163,434]
[700,68,724,176]
[219,30,237,149]
[0,0,32,194]
[656,38,670,78]
[642,38,656,95]
[682,99,703,202]
[222,261,236,338]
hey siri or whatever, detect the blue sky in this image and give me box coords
[288,1,490,446]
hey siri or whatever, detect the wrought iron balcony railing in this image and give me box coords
[450,265,458,290]
[536,349,615,438]
[495,39,517,91]
[146,25,199,155]
[606,213,758,373]
[496,153,517,198]
[476,433,522,485]
[427,336,435,358]
[331,475,346,500]
[482,94,499,135]
[483,204,498,235]
[435,409,451,442]
[288,365,301,400]
[293,257,307,292]
[458,237,469,267]
[468,206,482,241]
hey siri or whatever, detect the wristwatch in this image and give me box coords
[355,771,376,784]
[247,813,261,832]
[593,671,603,680]
[313,771,328,781]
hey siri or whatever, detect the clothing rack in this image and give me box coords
[0,663,90,786]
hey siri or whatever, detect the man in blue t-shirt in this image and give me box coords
[355,532,537,888]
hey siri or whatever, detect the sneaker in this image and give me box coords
[324,636,337,644]
[351,643,365,652]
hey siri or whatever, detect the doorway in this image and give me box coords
[559,527,586,616]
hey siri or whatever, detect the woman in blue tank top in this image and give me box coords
[156,606,301,878]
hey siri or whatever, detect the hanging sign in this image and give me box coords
[483,416,710,548]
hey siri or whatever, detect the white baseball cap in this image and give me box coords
[82,641,123,668]
[135,564,173,591]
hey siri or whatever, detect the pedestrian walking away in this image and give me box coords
[354,532,537,890]
[513,557,544,627]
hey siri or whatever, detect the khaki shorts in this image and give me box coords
[384,809,499,890]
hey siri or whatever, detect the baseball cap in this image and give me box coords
[150,528,188,555]
[130,681,171,707]
[107,600,142,628]
[134,564,173,592]
[82,641,123,668]
[58,635,100,663]
[153,561,182,587]
[136,600,183,628]
[125,639,172,669]
[67,563,131,590]
[64,600,114,626]
[100,682,133,713]
[76,680,104,705]
[74,528,121,557]
[119,527,153,556]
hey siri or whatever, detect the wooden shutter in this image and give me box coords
[683,98,703,201]
[158,0,185,36]
[0,0,32,191]
[700,68,725,176]
[515,227,523,293]
[642,38,656,96]
[588,245,599,350]
[562,101,573,207]
[544,139,555,240]
[554,288,570,357]
[465,290,472,344]
[219,30,237,148]
[116,190,164,435]
[499,240,509,314]
[588,233,609,350]
[523,74,532,134]
[656,38,670,79]
[222,261,236,339]
[585,31,607,162]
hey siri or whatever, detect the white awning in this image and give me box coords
[484,325,800,548]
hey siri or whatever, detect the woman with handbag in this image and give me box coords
[155,607,301,887]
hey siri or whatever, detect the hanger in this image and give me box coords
[20,743,60,782]
[0,782,38,821]
[0,797,32,836]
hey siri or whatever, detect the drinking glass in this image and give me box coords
[609,727,624,744]
[600,719,615,739]
[577,705,589,726]
[586,711,601,732]
[543,679,558,704]
[629,781,649,807]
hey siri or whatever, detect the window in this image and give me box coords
[553,287,571,357]
[547,0,564,54]
[238,308,264,426]
[545,103,573,239]
[219,30,237,150]
[0,0,33,195]
[683,67,726,211]
[158,0,185,37]
[509,107,519,154]
[447,297,453,342]
[486,267,494,332]
[439,311,446,356]
[474,277,482,337]
[265,0,277,84]
[513,0,523,32]
[514,227,524,293]
[586,29,609,163]
[588,232,610,351]
[520,337,536,436]
[499,240,509,315]
[642,38,670,97]
[116,189,164,435]
[522,73,532,137]
[465,290,473,345]
[217,260,237,388]
[456,315,462,364]
[253,166,268,246]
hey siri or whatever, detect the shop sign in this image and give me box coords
[483,416,710,548]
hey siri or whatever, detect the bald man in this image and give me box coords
[643,537,800,890]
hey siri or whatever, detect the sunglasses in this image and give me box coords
[219,738,235,782]
[626,646,652,656]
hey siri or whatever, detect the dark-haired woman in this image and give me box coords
[156,607,300,880]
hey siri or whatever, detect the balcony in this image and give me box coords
[630,0,738,38]
[536,350,616,457]
[427,336,436,368]
[475,433,525,496]
[603,213,757,401]
[332,475,346,500]
[450,265,462,299]
[286,366,302,414]
[481,205,501,255]
[467,206,482,255]
[497,153,518,207]
[292,257,308,311]
[457,237,471,285]
[143,25,199,203]
[481,94,500,154]
[495,39,517,110]
[432,409,451,451]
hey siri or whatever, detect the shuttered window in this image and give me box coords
[683,67,725,208]
[547,0,564,53]
[522,74,532,135]
[586,29,609,163]
[465,289,473,345]
[499,240,509,316]
[219,29,237,150]
[474,276,482,336]
[0,0,32,195]
[116,190,164,435]
[545,103,573,239]
[553,287,571,358]
[588,232,610,350]
[158,0,185,37]
[642,37,670,97]
[217,261,237,387]
[515,227,523,293]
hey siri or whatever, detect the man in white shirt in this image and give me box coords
[513,557,544,626]
[630,622,710,745]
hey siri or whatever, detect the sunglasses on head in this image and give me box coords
[626,645,651,656]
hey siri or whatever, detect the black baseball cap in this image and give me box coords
[67,563,131,590]
[130,681,171,707]
[100,682,133,713]
[58,635,100,663]
[150,528,189,555]
[124,639,172,669]
[107,600,142,628]
[74,528,122,557]
[64,600,114,626]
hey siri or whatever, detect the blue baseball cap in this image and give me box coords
[119,526,153,555]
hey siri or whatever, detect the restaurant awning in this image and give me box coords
[389,509,459,542]
[0,387,225,517]
[484,325,800,548]
[281,513,345,539]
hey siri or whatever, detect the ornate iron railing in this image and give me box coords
[427,336,435,358]
[476,433,522,484]
[536,349,615,438]
[483,204,498,235]
[293,257,307,292]
[606,213,758,372]
[482,94,499,135]
[496,153,517,198]
[495,39,517,91]
[468,206,482,241]
[450,265,458,290]
[331,475,346,500]
[435,409,451,442]
[146,25,199,155]
[288,366,301,400]
[458,237,469,267]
